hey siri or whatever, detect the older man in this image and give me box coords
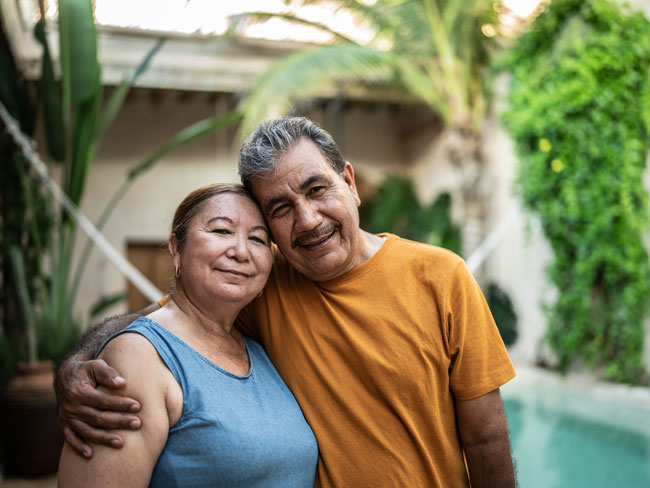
[57,117,516,487]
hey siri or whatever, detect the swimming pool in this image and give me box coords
[501,367,650,488]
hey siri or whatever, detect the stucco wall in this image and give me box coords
[74,95,409,321]
[74,82,650,373]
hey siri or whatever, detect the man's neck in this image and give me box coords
[359,230,386,263]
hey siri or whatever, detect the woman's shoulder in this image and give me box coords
[100,333,168,390]
[100,330,157,361]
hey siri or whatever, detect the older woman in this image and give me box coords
[58,183,318,487]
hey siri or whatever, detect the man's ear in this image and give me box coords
[169,234,181,270]
[343,162,361,207]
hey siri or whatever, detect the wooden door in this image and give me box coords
[126,242,174,311]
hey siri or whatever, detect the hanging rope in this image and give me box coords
[0,100,163,302]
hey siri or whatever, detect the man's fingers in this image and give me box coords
[63,426,93,458]
[72,404,142,431]
[76,381,141,413]
[89,359,128,389]
[67,418,125,449]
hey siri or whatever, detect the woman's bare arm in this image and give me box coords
[55,303,160,457]
[58,331,179,487]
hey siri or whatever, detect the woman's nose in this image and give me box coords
[226,234,250,260]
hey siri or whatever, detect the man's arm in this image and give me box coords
[55,303,160,458]
[456,388,516,488]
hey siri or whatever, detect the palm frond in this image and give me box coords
[228,12,358,44]
[235,0,498,132]
[392,56,450,122]
[238,43,396,137]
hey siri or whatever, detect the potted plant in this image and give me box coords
[0,0,162,475]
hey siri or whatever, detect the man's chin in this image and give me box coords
[293,253,350,282]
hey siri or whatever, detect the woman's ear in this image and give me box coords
[169,234,181,270]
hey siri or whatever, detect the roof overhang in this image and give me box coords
[0,0,307,92]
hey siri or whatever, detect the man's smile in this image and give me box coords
[293,224,339,250]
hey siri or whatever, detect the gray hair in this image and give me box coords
[238,116,346,192]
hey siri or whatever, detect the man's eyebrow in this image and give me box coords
[263,196,286,215]
[299,174,330,192]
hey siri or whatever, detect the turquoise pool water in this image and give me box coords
[502,375,650,488]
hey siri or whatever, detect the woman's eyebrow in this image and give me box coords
[252,225,271,238]
[206,216,233,225]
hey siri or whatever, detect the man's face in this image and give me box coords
[250,138,363,282]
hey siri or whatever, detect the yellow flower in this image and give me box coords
[539,138,552,152]
[551,158,564,172]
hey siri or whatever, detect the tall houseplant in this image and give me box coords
[0,0,162,475]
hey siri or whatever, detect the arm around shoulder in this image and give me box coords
[58,331,178,487]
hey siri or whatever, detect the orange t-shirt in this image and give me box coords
[238,234,515,487]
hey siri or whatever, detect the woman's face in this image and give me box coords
[172,193,272,308]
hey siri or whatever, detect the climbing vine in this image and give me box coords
[499,0,650,383]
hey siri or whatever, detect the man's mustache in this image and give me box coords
[292,224,339,248]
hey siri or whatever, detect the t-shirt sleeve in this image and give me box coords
[446,260,516,400]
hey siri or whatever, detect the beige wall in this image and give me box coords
[75,83,650,373]
[74,94,410,321]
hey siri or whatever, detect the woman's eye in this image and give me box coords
[250,236,268,245]
[212,229,230,234]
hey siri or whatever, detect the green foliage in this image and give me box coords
[1,1,163,381]
[359,176,461,253]
[485,283,518,347]
[233,0,499,137]
[499,0,650,383]
[0,21,56,387]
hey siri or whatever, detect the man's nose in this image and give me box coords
[295,200,323,231]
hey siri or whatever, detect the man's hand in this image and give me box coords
[56,358,142,458]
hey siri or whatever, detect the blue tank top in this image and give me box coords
[99,317,318,487]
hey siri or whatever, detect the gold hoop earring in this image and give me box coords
[175,266,181,279]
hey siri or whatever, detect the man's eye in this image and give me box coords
[309,186,326,195]
[270,204,290,217]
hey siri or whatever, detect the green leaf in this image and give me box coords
[94,38,165,141]
[58,0,99,104]
[128,110,243,180]
[8,247,38,363]
[228,12,357,44]
[239,44,395,137]
[66,65,102,206]
[34,20,65,161]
